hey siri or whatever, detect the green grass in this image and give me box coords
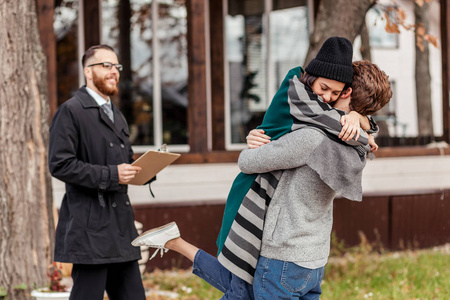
[322,246,450,299]
[323,233,450,299]
[323,249,450,299]
[142,269,224,299]
[142,243,450,300]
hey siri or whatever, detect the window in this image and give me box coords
[364,1,443,146]
[372,81,408,138]
[102,0,188,151]
[366,6,399,49]
[225,0,309,149]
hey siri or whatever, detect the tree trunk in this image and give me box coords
[0,0,54,299]
[305,0,376,65]
[415,1,434,137]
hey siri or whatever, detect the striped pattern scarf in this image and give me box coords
[217,74,369,284]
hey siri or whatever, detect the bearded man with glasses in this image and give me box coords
[48,45,146,300]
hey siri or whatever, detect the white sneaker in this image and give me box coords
[131,222,180,260]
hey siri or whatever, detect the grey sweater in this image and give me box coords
[238,127,366,262]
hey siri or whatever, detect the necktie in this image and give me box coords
[102,102,114,122]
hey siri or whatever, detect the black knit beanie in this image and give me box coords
[305,36,353,84]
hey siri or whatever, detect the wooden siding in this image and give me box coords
[134,201,224,270]
[389,190,450,249]
[333,196,390,248]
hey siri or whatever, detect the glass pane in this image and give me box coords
[269,5,309,92]
[54,0,80,106]
[158,0,188,145]
[227,0,267,144]
[367,7,399,48]
[366,2,442,147]
[102,0,155,145]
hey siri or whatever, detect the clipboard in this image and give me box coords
[128,150,180,185]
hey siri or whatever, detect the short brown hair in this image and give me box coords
[350,60,392,115]
[81,45,116,68]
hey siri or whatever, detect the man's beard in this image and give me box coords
[93,72,119,96]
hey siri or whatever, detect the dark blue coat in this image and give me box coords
[49,86,141,264]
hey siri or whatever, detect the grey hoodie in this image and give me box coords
[238,127,366,262]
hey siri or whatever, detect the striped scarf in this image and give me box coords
[217,73,369,284]
[216,67,371,258]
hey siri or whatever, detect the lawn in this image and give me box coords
[322,245,450,299]
[141,243,450,300]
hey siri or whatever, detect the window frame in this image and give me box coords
[97,0,191,153]
[46,0,450,161]
[223,0,312,150]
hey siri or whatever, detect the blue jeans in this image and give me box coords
[192,249,254,300]
[253,256,324,300]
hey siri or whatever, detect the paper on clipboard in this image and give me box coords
[128,150,180,185]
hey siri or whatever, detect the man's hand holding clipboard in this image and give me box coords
[128,146,180,185]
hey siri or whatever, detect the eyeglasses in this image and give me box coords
[87,62,123,72]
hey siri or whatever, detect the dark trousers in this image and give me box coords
[69,260,146,300]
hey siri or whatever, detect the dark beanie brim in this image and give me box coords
[305,59,353,84]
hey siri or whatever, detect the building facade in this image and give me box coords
[37,0,450,269]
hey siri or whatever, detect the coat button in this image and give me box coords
[125,201,130,206]
[112,202,117,208]
[109,142,114,147]
[120,144,125,148]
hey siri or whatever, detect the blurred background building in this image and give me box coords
[37,0,450,270]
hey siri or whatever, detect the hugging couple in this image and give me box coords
[133,36,392,300]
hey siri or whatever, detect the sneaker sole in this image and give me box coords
[132,222,177,246]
